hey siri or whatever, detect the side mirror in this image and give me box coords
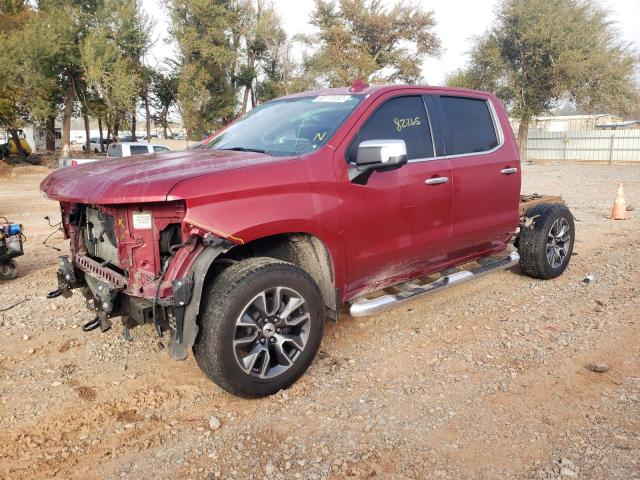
[356,139,408,167]
[350,139,408,184]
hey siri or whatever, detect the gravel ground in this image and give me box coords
[0,163,638,479]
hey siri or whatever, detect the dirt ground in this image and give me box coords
[0,163,638,480]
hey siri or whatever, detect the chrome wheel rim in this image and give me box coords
[233,287,310,379]
[546,217,571,269]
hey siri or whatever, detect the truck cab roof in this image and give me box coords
[280,83,494,101]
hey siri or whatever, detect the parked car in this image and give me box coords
[71,135,85,145]
[107,142,172,158]
[40,83,574,398]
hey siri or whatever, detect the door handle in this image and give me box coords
[500,167,518,175]
[425,176,449,185]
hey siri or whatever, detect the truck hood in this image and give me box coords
[41,149,290,204]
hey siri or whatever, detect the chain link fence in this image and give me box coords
[525,129,640,164]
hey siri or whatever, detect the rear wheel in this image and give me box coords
[0,260,18,280]
[194,257,325,397]
[518,203,574,279]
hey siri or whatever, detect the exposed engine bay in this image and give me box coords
[49,201,233,359]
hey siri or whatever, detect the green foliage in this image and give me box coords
[303,0,440,86]
[81,0,151,135]
[443,69,476,90]
[167,0,238,137]
[235,1,293,107]
[460,0,639,122]
[0,2,32,133]
[150,68,179,136]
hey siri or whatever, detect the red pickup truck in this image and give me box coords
[41,83,574,397]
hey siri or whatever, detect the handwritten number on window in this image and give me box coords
[393,117,421,132]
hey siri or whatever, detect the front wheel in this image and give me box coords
[0,260,18,280]
[518,203,575,279]
[194,257,325,397]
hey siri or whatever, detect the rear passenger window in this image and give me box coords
[349,96,433,162]
[130,145,149,156]
[439,96,499,155]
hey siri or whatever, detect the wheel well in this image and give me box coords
[213,233,337,318]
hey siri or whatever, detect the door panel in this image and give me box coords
[340,160,452,296]
[434,95,521,260]
[336,94,453,298]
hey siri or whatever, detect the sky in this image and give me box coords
[142,0,640,85]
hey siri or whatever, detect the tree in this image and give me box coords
[457,0,639,157]
[167,0,239,138]
[443,69,475,90]
[34,0,105,158]
[0,0,33,158]
[140,66,155,141]
[81,0,150,142]
[303,0,440,87]
[233,0,288,112]
[151,69,179,139]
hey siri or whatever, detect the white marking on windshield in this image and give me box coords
[312,95,353,103]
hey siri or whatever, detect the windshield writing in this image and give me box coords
[206,95,363,156]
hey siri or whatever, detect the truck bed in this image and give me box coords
[520,194,563,216]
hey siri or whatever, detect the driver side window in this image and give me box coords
[348,96,434,162]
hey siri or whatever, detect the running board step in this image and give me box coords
[349,251,520,317]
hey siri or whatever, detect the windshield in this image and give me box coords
[206,94,364,157]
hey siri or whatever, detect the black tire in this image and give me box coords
[518,203,574,279]
[194,257,325,398]
[0,260,18,280]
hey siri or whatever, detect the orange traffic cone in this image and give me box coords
[611,183,627,220]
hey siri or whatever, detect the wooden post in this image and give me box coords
[608,134,615,165]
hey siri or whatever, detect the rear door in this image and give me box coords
[433,94,520,260]
[337,94,453,298]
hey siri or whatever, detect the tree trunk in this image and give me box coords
[83,111,91,153]
[144,94,151,142]
[45,116,56,152]
[113,119,119,141]
[98,117,104,153]
[517,116,530,161]
[106,124,112,145]
[131,107,136,139]
[8,128,27,158]
[61,81,75,159]
[250,85,257,108]
[241,86,250,114]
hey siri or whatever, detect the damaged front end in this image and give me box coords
[49,202,235,359]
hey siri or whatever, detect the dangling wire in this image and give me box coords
[43,228,61,252]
